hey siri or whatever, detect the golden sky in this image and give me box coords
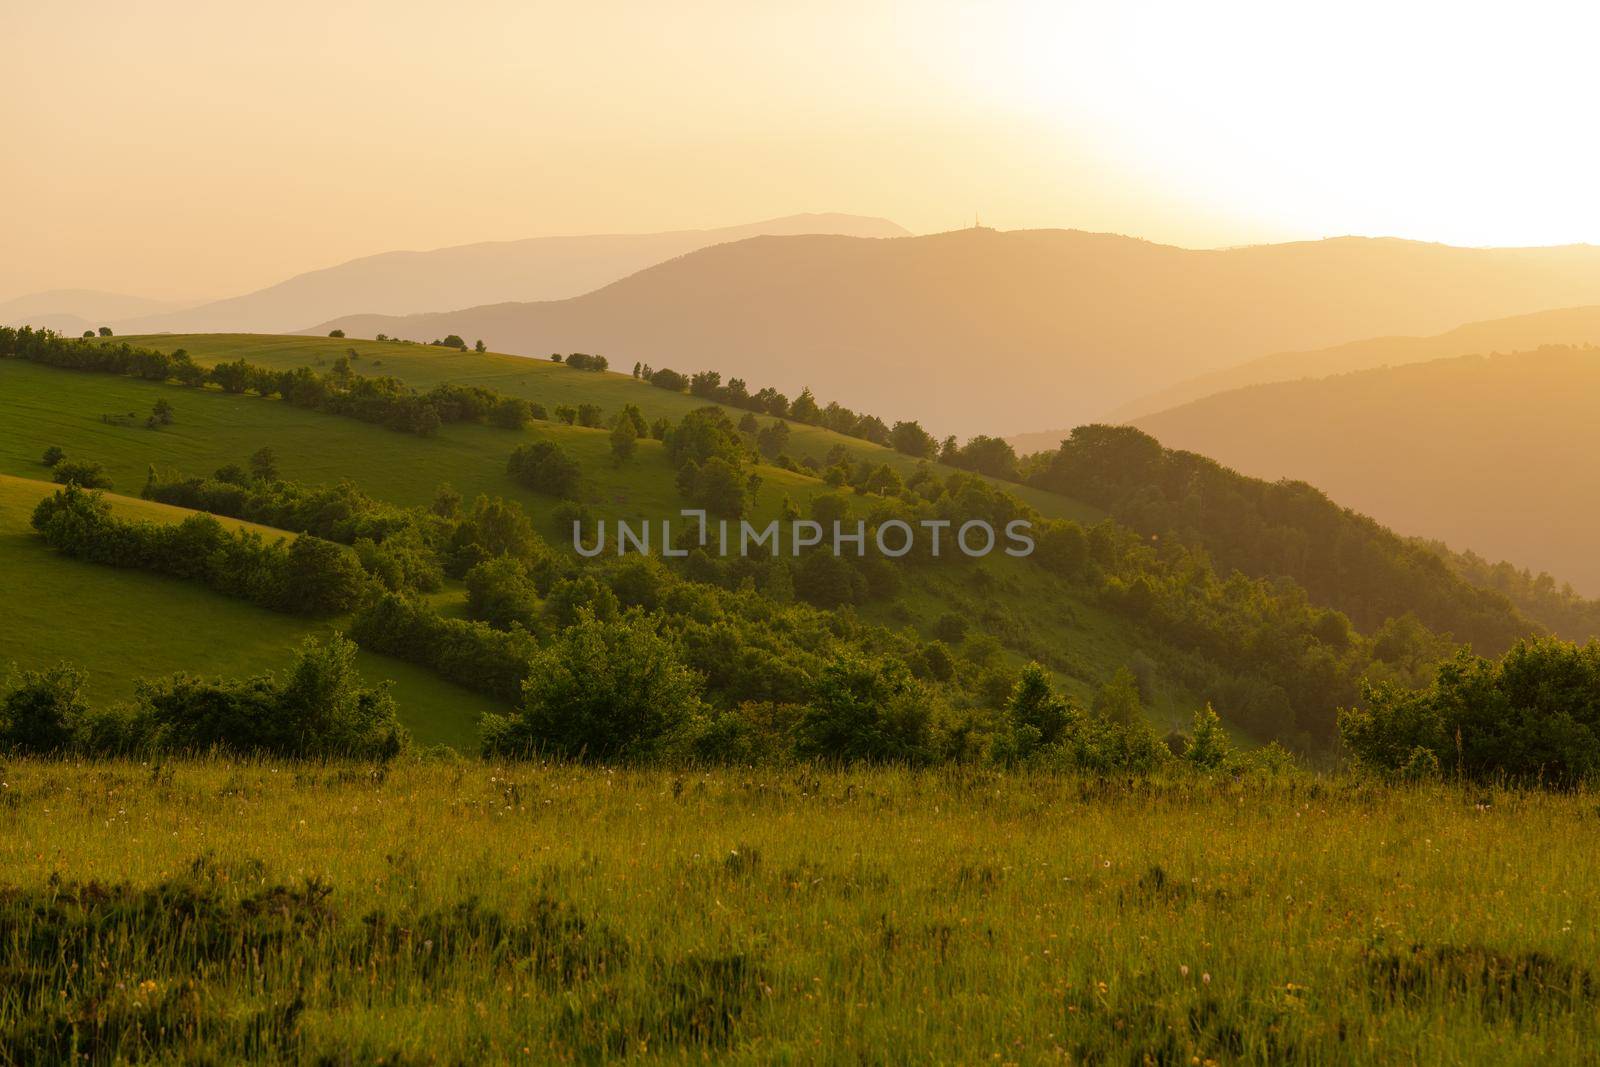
[4,0,1598,300]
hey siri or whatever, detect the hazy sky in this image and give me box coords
[5,0,1599,300]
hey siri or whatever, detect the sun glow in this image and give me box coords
[960,0,1600,246]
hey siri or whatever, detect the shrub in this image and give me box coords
[51,459,110,489]
[350,594,535,703]
[134,636,406,759]
[1184,703,1233,770]
[1340,637,1600,784]
[465,557,541,631]
[796,654,934,764]
[483,610,705,761]
[40,445,65,467]
[0,664,89,754]
[507,441,582,499]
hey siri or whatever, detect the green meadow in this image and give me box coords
[0,474,493,749]
[1,760,1594,1064]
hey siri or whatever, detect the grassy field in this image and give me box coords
[0,475,497,749]
[0,759,1593,1064]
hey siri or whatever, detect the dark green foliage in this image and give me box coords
[1025,425,1534,654]
[1340,637,1600,783]
[50,459,110,488]
[132,637,406,758]
[648,367,690,392]
[447,495,548,577]
[482,610,706,760]
[40,445,65,467]
[890,419,938,458]
[796,654,935,764]
[32,485,368,617]
[280,535,369,616]
[0,664,88,754]
[1006,663,1069,744]
[563,352,609,371]
[349,593,537,703]
[507,440,582,498]
[466,557,541,631]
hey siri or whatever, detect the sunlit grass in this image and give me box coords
[1,759,1593,1063]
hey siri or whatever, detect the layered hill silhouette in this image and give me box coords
[314,229,1600,436]
[1108,304,1600,422]
[117,214,907,335]
[0,289,197,335]
[1131,345,1600,594]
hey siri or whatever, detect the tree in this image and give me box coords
[1093,667,1143,727]
[797,654,934,764]
[1007,665,1065,741]
[690,456,747,518]
[147,398,175,427]
[1185,704,1233,770]
[610,417,638,464]
[790,387,821,423]
[278,535,368,616]
[82,330,95,339]
[0,663,88,753]
[890,420,938,458]
[489,396,533,430]
[482,610,705,760]
[465,557,540,630]
[249,446,279,481]
[328,329,345,338]
[507,441,582,498]
[474,339,487,353]
[51,460,111,489]
[41,446,65,467]
[97,326,112,337]
[756,419,791,459]
[432,483,463,519]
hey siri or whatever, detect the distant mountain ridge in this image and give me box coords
[1110,304,1600,421]
[116,214,908,335]
[1130,344,1600,594]
[313,229,1600,436]
[0,289,197,335]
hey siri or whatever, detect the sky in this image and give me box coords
[4,0,1599,301]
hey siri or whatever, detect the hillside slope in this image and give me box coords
[116,214,907,334]
[1132,345,1600,594]
[316,229,1600,436]
[0,474,496,747]
[1107,304,1600,423]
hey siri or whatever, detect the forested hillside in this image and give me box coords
[1131,345,1600,594]
[2,327,1559,758]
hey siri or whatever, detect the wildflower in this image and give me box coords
[1202,972,1211,984]
[1180,965,1189,977]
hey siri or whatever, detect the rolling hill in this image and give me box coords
[1131,345,1600,595]
[114,214,907,335]
[315,229,1600,437]
[1107,303,1600,423]
[0,473,495,747]
[4,330,1568,754]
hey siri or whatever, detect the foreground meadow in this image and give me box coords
[1,761,1596,1064]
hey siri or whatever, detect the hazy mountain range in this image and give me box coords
[314,229,1600,436]
[1109,304,1600,422]
[0,290,199,336]
[1130,344,1600,595]
[104,214,907,335]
